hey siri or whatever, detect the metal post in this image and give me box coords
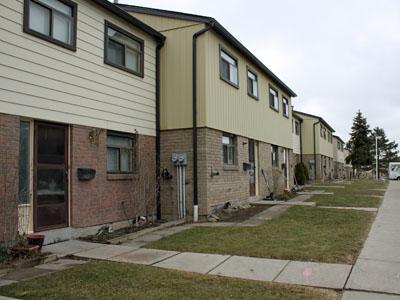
[376,136,378,180]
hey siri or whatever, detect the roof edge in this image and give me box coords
[118,4,296,97]
[91,0,165,43]
[293,110,335,133]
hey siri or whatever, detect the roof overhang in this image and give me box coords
[293,110,335,133]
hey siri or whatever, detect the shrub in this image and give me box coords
[295,162,309,185]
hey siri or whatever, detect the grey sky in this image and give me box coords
[119,0,400,144]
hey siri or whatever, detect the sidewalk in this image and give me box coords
[346,181,400,297]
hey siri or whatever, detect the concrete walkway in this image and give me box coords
[346,181,400,297]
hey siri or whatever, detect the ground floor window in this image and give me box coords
[107,131,135,173]
[222,133,236,165]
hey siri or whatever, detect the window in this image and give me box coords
[105,21,144,77]
[328,132,332,143]
[269,87,279,111]
[23,0,77,50]
[220,47,238,87]
[271,145,279,167]
[337,141,341,150]
[247,68,258,99]
[222,134,236,165]
[282,97,289,117]
[295,120,300,135]
[107,132,135,173]
[19,121,31,204]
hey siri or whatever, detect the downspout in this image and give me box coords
[155,38,165,220]
[313,121,320,181]
[192,22,214,222]
[299,119,303,163]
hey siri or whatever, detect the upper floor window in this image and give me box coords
[107,131,135,173]
[220,47,238,87]
[247,68,258,99]
[222,133,236,165]
[282,97,289,117]
[328,132,332,143]
[105,21,144,77]
[337,141,341,150]
[269,87,279,111]
[295,120,300,135]
[271,145,279,167]
[23,0,77,50]
[320,126,327,139]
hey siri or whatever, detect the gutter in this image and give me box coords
[192,22,215,222]
[155,38,165,220]
[313,121,320,181]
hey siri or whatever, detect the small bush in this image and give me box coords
[295,162,309,185]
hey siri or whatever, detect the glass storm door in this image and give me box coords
[34,122,68,231]
[248,140,256,196]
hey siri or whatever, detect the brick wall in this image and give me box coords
[159,127,291,220]
[0,113,19,245]
[70,125,156,228]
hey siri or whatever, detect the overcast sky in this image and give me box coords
[119,0,400,144]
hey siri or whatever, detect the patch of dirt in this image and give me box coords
[218,205,271,223]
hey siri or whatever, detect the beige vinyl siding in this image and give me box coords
[292,132,301,154]
[0,0,157,136]
[298,113,334,158]
[131,12,205,130]
[203,31,293,149]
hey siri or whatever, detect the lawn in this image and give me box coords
[0,261,339,300]
[148,206,374,264]
[309,179,387,207]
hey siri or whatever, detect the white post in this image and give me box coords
[193,205,198,222]
[376,135,378,180]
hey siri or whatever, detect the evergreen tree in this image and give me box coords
[346,111,372,170]
[371,127,400,175]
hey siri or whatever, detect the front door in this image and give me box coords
[248,140,256,196]
[34,122,68,231]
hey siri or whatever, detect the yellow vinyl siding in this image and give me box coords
[298,113,334,158]
[0,0,157,136]
[204,31,292,149]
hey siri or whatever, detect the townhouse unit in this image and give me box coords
[333,135,346,179]
[293,111,335,182]
[120,5,297,220]
[0,0,165,244]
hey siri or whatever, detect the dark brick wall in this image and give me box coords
[70,125,156,228]
[0,113,19,245]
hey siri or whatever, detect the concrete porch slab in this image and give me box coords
[35,258,87,271]
[110,248,178,265]
[209,256,289,281]
[346,259,400,294]
[154,252,230,274]
[342,291,400,300]
[74,245,137,260]
[42,240,102,257]
[275,261,352,289]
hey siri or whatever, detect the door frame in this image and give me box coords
[248,139,257,197]
[33,121,69,232]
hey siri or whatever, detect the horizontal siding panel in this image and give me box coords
[0,0,159,135]
[0,89,155,129]
[0,31,156,99]
[0,76,155,122]
[0,10,157,79]
[0,101,154,136]
[0,64,154,114]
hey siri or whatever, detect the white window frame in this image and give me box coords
[220,47,239,87]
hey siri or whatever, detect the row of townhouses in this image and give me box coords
[0,0,352,244]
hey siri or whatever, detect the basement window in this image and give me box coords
[220,47,238,87]
[105,21,144,77]
[23,0,77,50]
[247,68,258,99]
[269,87,279,111]
[222,134,236,165]
[107,131,135,173]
